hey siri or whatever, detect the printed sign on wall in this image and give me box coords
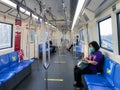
[14,32,21,51]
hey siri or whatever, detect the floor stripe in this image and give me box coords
[44,78,64,82]
[54,61,66,64]
[59,54,67,56]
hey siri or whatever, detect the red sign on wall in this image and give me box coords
[14,32,21,51]
[15,19,22,26]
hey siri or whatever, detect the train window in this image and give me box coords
[117,12,120,54]
[29,30,35,43]
[79,30,84,42]
[98,17,113,51]
[0,22,13,50]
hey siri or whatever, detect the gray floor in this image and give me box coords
[14,50,77,90]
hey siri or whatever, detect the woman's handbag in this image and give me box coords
[77,60,89,70]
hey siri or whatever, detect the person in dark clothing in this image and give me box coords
[74,41,104,89]
[49,41,56,53]
[67,35,79,51]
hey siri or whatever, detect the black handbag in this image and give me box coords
[77,60,89,70]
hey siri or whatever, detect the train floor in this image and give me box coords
[14,50,79,90]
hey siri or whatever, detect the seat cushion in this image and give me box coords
[84,74,112,87]
[29,59,34,63]
[19,60,31,68]
[20,59,34,64]
[88,85,114,90]
[0,72,15,83]
[9,65,24,73]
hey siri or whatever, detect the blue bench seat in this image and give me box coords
[0,82,2,86]
[9,65,24,73]
[88,85,114,90]
[83,57,120,90]
[19,59,34,67]
[84,74,112,87]
[39,43,54,53]
[0,51,34,89]
[0,71,15,83]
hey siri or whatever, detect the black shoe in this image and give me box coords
[76,87,81,90]
[67,49,70,52]
[74,83,79,87]
[74,83,83,88]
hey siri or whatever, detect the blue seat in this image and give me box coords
[0,54,10,71]
[0,54,15,83]
[84,74,112,87]
[75,45,82,52]
[84,57,116,87]
[88,85,114,90]
[9,51,19,65]
[9,51,24,73]
[113,64,120,89]
[9,65,24,73]
[0,51,34,89]
[102,57,116,86]
[83,57,120,90]
[88,64,120,90]
[39,44,43,52]
[0,71,15,83]
[20,59,34,67]
[39,43,50,53]
[0,81,2,86]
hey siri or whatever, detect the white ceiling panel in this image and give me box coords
[16,0,70,29]
[8,9,29,20]
[87,0,105,12]
[0,2,12,13]
[95,0,118,16]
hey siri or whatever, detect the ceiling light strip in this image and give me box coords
[1,0,16,8]
[71,0,85,30]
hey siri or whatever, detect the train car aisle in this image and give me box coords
[14,50,76,90]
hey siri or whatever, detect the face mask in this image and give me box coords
[89,47,95,53]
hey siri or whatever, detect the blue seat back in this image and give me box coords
[113,64,120,89]
[39,43,49,52]
[9,51,19,65]
[75,45,82,52]
[103,57,116,86]
[46,42,48,48]
[0,54,10,71]
[39,44,43,52]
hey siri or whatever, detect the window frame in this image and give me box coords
[0,22,13,50]
[98,16,113,52]
[79,30,84,42]
[117,12,120,54]
[29,29,35,43]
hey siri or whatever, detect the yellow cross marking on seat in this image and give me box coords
[12,56,16,61]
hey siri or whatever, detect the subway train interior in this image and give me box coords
[0,0,120,90]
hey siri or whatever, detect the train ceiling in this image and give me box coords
[0,0,118,31]
[76,0,118,30]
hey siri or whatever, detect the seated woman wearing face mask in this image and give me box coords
[74,41,103,89]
